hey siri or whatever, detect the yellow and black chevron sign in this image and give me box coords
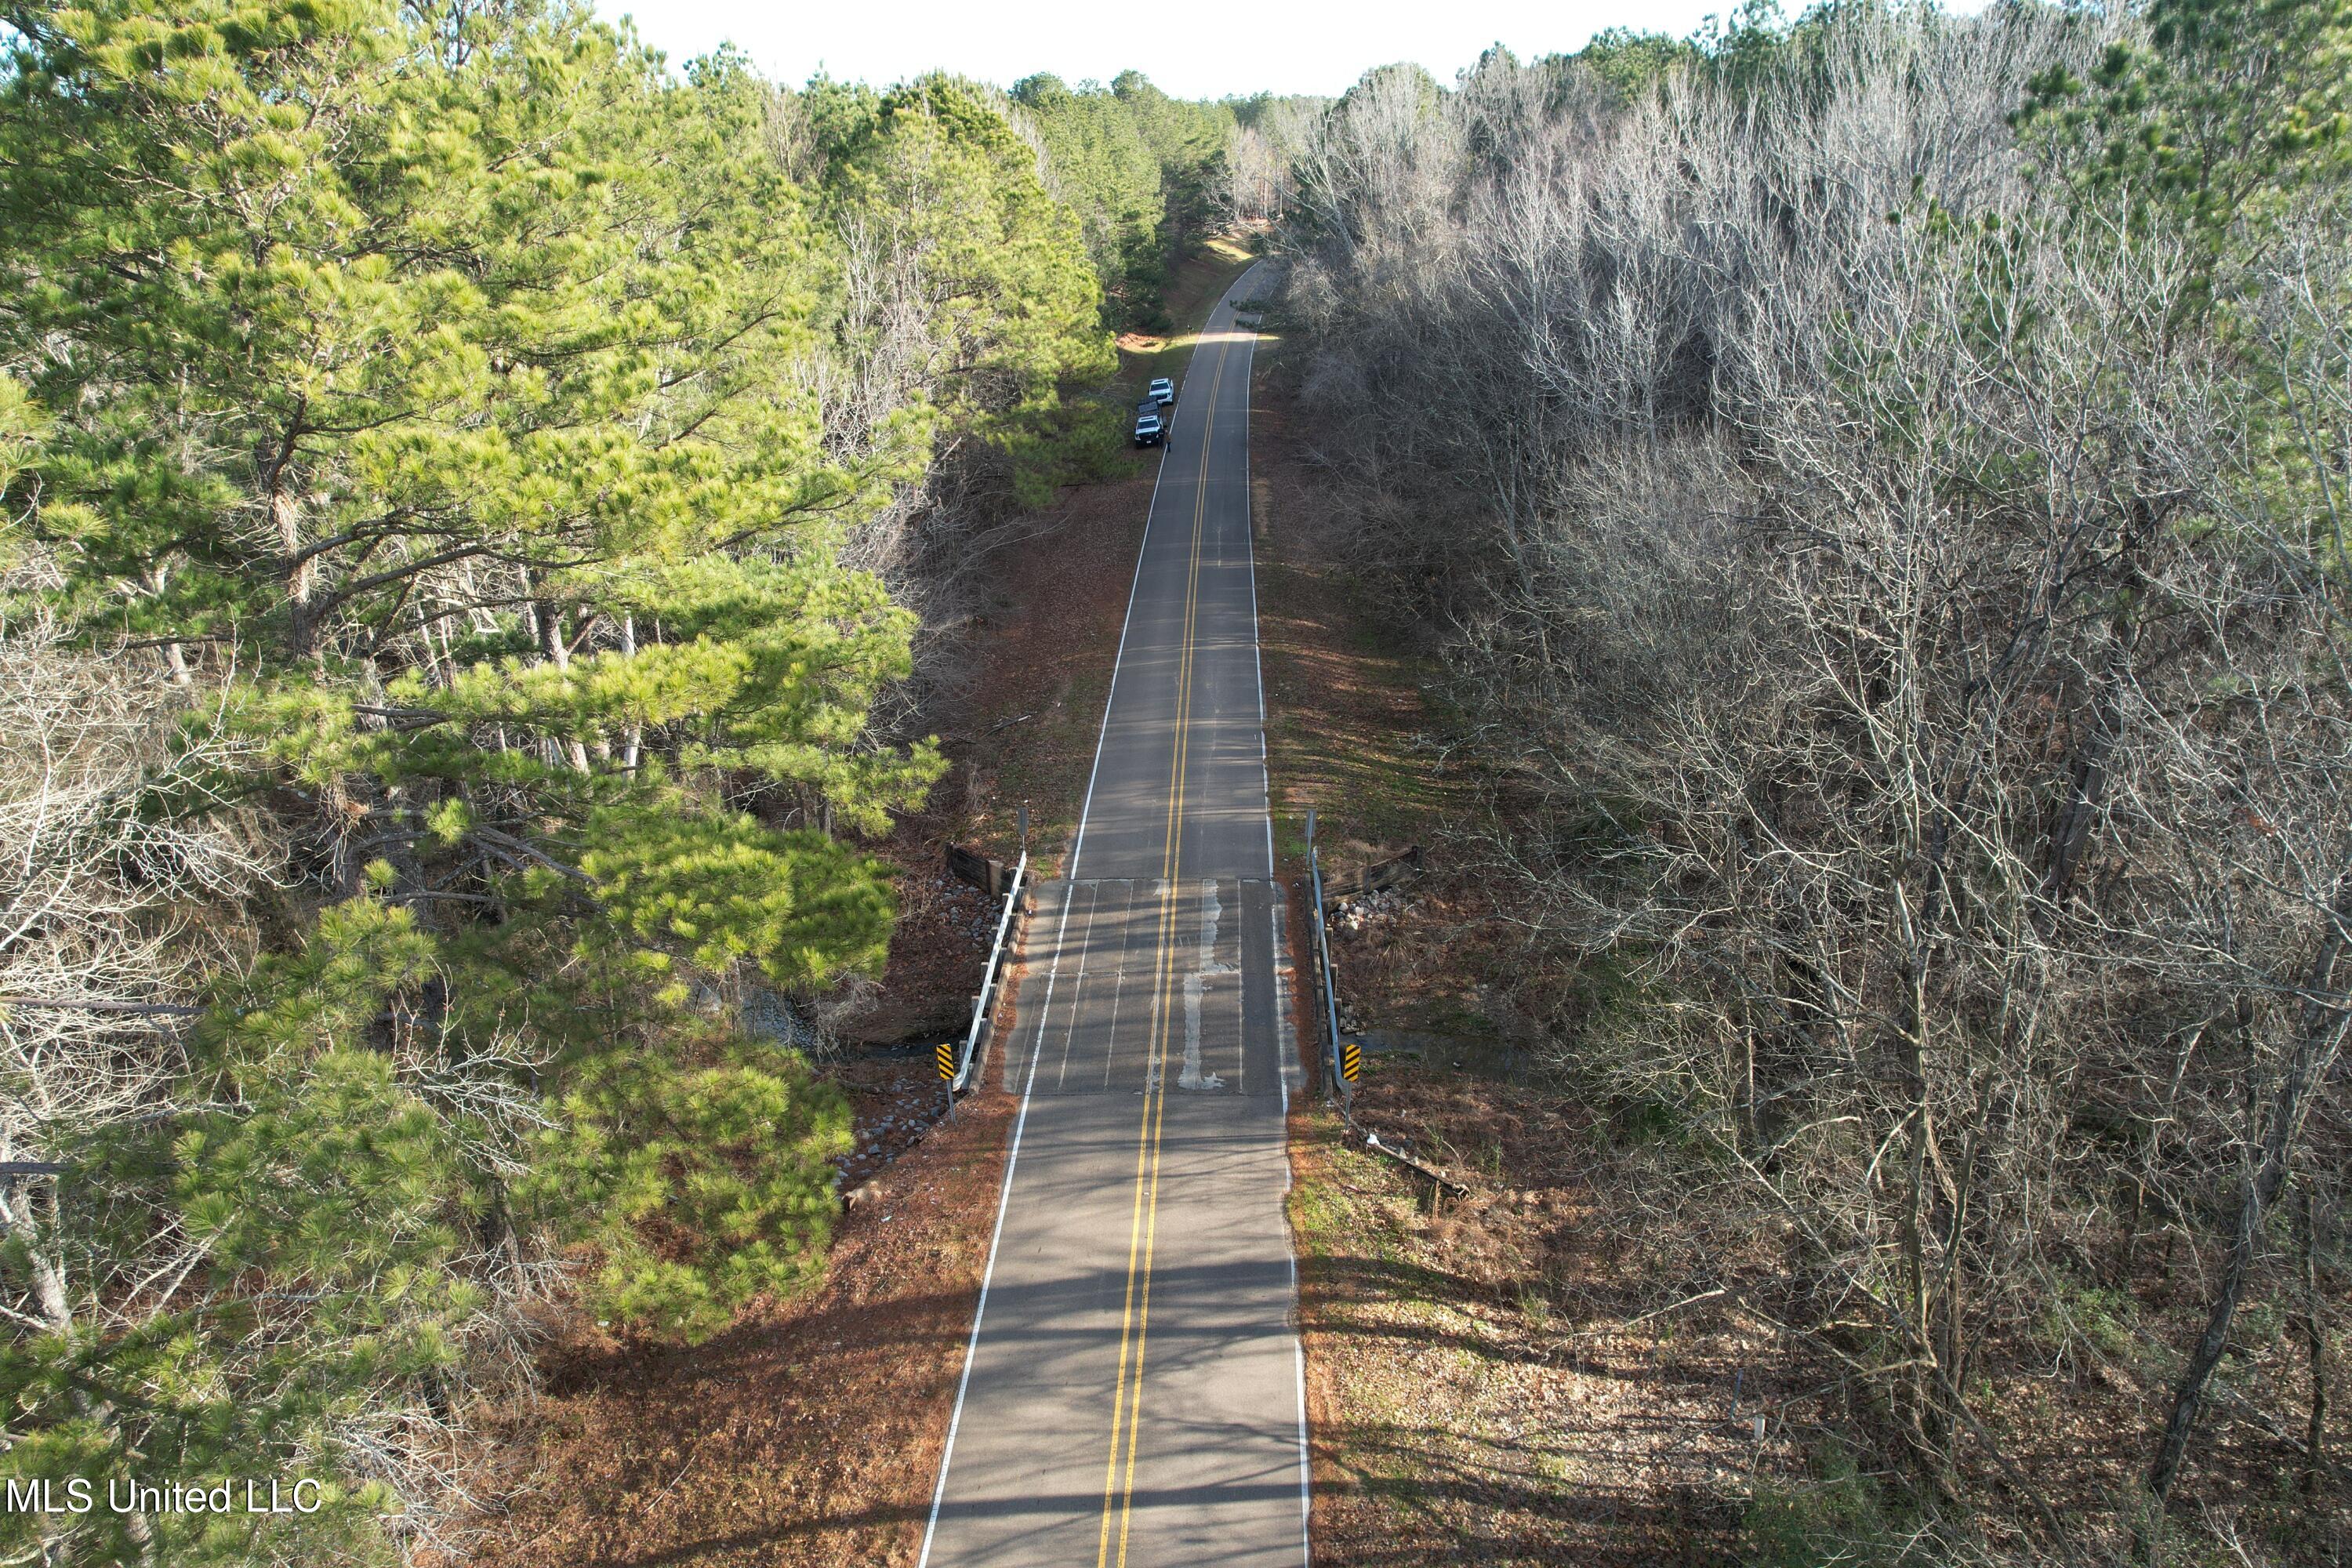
[1339,1040,1362,1082]
[937,1041,958,1080]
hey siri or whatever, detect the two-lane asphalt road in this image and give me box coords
[920,264,1308,1568]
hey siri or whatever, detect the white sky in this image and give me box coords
[593,0,1744,100]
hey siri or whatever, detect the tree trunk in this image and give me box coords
[2146,874,2352,1510]
[263,416,315,659]
[620,613,643,773]
[2297,1189,2330,1502]
[2041,497,2154,909]
[529,587,593,772]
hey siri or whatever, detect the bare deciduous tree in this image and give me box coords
[1272,6,2349,1555]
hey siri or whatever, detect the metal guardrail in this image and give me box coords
[1306,811,1349,1106]
[949,850,1027,1096]
[1308,815,1464,1198]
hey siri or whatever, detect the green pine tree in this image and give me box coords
[0,4,975,1559]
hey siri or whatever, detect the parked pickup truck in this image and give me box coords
[1133,399,1167,448]
[1147,376,1176,406]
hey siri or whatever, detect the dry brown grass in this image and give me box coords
[1290,1074,1798,1568]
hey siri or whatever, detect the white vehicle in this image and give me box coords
[1133,401,1166,447]
[1147,376,1176,406]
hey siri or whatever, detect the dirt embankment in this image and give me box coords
[460,1088,1013,1568]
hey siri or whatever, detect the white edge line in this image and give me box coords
[917,265,1252,1567]
[1235,264,1277,884]
[916,897,1060,1567]
[1234,265,1316,1566]
[1065,307,1191,884]
[1290,1249,1312,1566]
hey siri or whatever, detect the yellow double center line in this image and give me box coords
[1095,326,1232,1568]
